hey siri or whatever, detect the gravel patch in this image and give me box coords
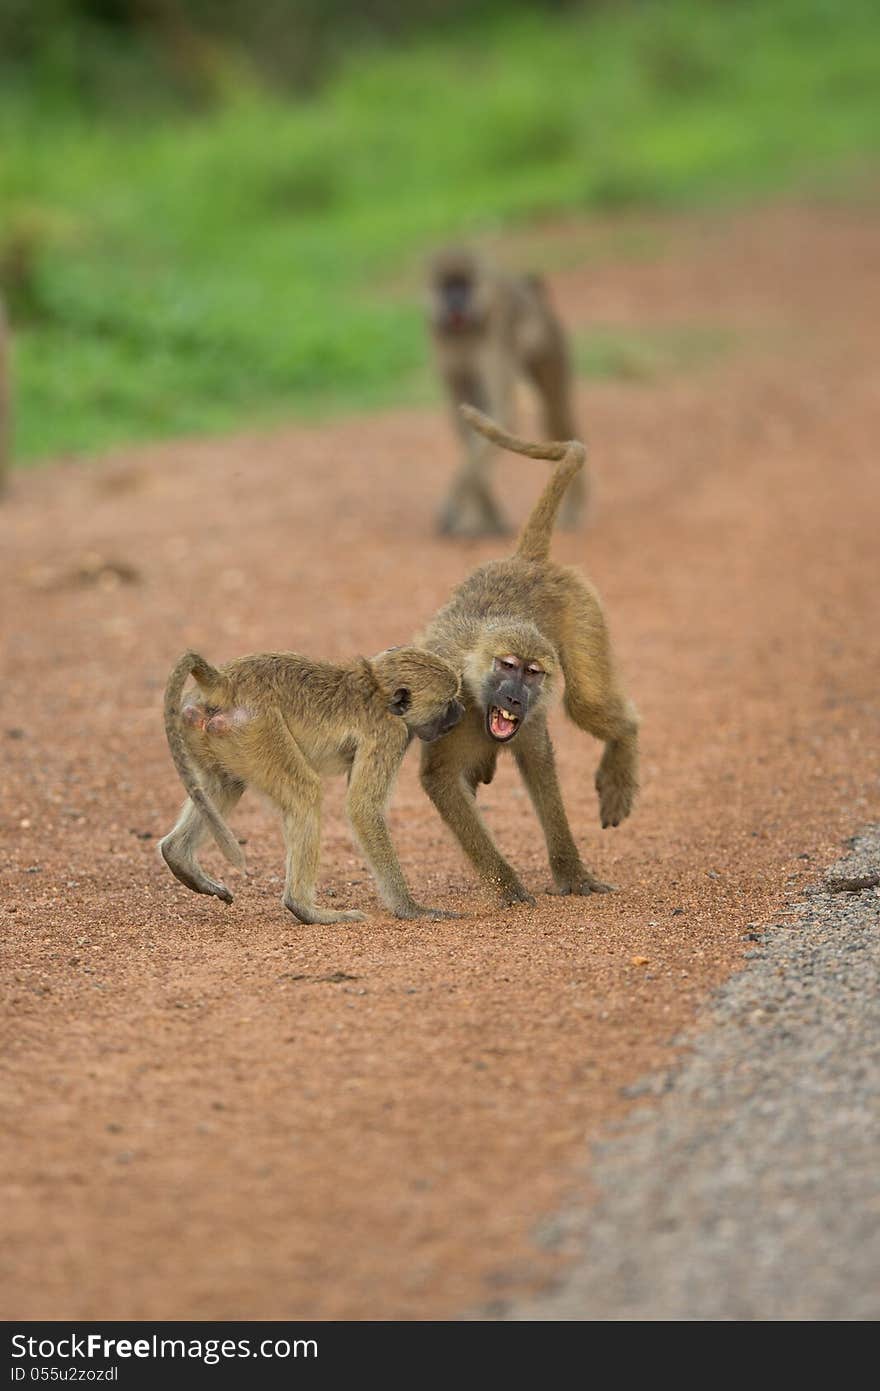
[507,826,880,1320]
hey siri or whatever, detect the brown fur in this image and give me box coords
[159,645,464,923]
[417,407,638,906]
[427,248,585,536]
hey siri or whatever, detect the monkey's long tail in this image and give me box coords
[163,650,246,871]
[459,404,585,562]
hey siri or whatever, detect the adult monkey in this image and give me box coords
[418,406,639,907]
[427,247,585,537]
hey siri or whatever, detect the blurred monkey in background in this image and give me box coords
[427,247,585,537]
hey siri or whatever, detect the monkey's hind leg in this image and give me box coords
[438,375,510,537]
[437,440,509,538]
[258,712,365,925]
[528,350,587,529]
[158,773,245,904]
[557,466,587,532]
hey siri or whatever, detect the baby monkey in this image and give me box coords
[159,646,464,923]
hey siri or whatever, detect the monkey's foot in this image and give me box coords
[549,871,615,896]
[495,878,537,908]
[159,841,234,903]
[394,903,463,921]
[283,895,366,926]
[597,783,637,829]
[436,511,511,540]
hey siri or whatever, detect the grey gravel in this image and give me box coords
[506,826,880,1321]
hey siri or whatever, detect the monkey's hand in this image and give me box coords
[595,744,638,829]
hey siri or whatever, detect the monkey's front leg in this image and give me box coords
[159,773,244,904]
[512,721,612,896]
[420,742,535,907]
[563,691,640,830]
[347,751,459,920]
[559,605,640,828]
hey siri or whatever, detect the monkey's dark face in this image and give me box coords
[482,655,546,743]
[413,697,466,743]
[389,687,464,741]
[434,273,485,335]
[380,650,464,744]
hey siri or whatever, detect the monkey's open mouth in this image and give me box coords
[488,706,520,741]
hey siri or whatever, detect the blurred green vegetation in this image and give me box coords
[1,0,878,464]
[573,324,737,383]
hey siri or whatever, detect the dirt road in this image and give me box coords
[1,202,878,1318]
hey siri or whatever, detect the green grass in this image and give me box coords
[574,324,736,383]
[2,0,879,464]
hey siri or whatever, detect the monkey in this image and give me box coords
[0,296,9,496]
[158,645,465,924]
[417,404,639,908]
[427,247,585,537]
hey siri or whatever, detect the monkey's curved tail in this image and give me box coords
[459,404,585,562]
[163,650,246,871]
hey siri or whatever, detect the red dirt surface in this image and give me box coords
[1,202,878,1319]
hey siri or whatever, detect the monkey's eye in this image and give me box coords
[495,656,519,672]
[526,664,545,678]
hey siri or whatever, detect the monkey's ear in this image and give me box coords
[389,687,411,717]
